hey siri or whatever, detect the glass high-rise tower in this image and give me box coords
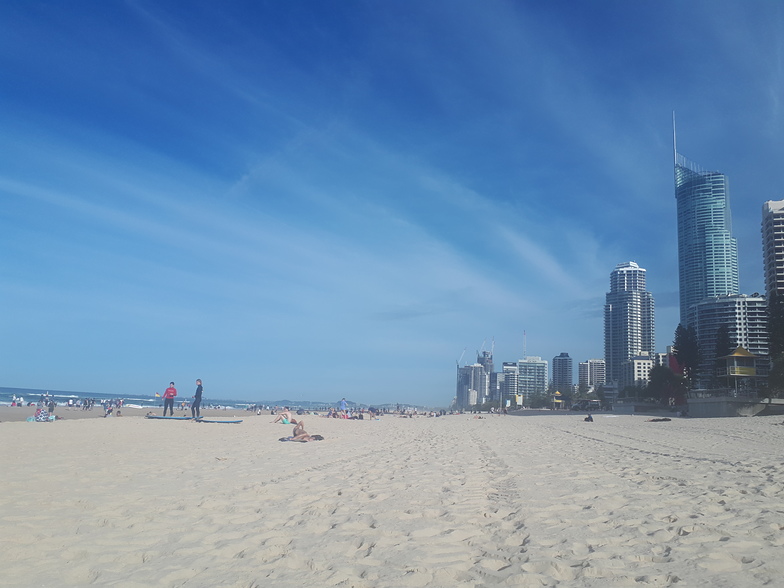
[674,151,739,325]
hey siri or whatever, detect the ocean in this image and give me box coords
[0,386,255,410]
[1,387,421,411]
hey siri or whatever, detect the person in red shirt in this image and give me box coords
[162,382,177,416]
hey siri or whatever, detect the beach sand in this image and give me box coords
[1,412,783,587]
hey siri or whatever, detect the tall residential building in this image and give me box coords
[762,200,784,298]
[476,350,497,402]
[517,356,548,404]
[552,352,573,396]
[455,363,487,409]
[604,262,655,384]
[674,149,739,325]
[501,362,519,403]
[578,359,606,391]
[686,294,769,388]
[488,372,501,404]
[477,350,494,374]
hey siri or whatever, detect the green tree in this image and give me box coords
[528,391,550,408]
[620,384,645,401]
[764,293,784,399]
[647,365,687,404]
[713,324,734,387]
[577,382,589,397]
[714,324,734,357]
[768,293,784,357]
[766,353,784,399]
[674,323,700,387]
[595,384,608,408]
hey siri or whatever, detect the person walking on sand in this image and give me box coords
[162,382,177,417]
[192,379,203,419]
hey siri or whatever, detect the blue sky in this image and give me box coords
[1,1,783,406]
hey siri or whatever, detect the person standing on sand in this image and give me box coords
[192,379,203,419]
[340,397,347,416]
[162,382,177,417]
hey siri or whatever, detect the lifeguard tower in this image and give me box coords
[719,346,758,397]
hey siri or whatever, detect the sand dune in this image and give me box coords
[1,412,783,586]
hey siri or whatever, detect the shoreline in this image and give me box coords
[0,405,260,423]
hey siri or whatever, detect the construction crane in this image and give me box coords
[456,348,466,367]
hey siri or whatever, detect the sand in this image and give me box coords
[1,411,783,587]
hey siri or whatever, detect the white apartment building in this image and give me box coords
[578,359,606,391]
[686,294,769,388]
[517,356,548,404]
[762,200,784,298]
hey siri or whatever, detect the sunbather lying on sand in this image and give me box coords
[279,420,324,442]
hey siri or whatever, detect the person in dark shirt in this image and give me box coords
[192,379,203,419]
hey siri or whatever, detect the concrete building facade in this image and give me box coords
[517,356,548,404]
[604,261,655,385]
[552,352,573,396]
[762,200,784,298]
[686,294,769,388]
[578,359,606,391]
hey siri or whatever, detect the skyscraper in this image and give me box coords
[578,359,606,391]
[674,149,739,325]
[517,356,548,404]
[501,362,519,404]
[552,352,573,396]
[476,350,494,374]
[604,262,655,384]
[762,200,784,298]
[476,350,497,402]
[455,363,487,409]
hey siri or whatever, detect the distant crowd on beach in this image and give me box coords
[246,403,390,418]
[10,393,122,413]
[265,399,451,424]
[269,399,451,443]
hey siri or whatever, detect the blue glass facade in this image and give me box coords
[675,153,739,326]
